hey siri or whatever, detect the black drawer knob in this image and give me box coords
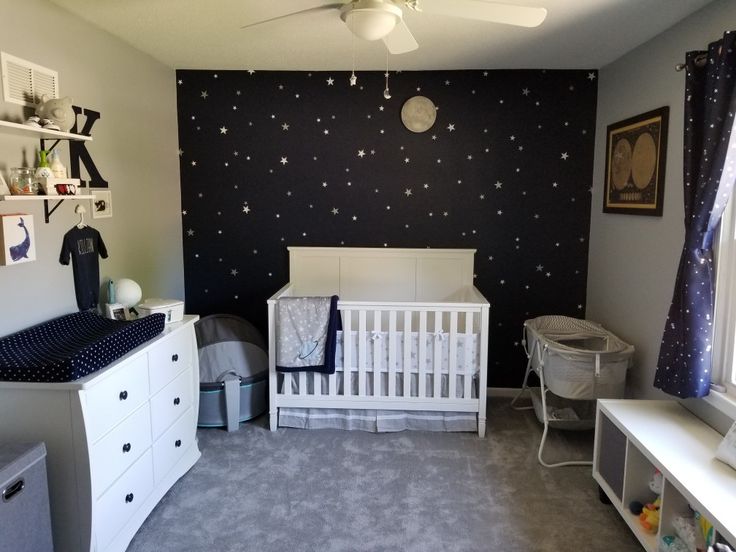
[175,439,182,448]
[171,353,179,362]
[119,390,128,401]
[173,397,181,406]
[125,493,134,503]
[122,443,131,453]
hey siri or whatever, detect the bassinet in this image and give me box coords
[511,315,634,467]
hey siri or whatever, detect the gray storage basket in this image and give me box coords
[195,314,268,431]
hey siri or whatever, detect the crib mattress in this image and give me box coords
[0,311,166,383]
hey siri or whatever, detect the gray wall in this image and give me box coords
[587,0,736,400]
[0,0,183,337]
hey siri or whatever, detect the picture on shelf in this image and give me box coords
[91,189,112,219]
[0,172,9,195]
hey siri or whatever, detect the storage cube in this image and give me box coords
[0,442,53,552]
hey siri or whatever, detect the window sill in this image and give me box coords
[702,389,736,421]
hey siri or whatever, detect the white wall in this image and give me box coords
[587,0,736,399]
[0,0,183,336]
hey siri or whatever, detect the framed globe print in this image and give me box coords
[603,106,669,216]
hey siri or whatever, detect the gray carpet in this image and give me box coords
[127,398,642,552]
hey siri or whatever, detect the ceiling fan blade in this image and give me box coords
[240,3,344,30]
[382,19,419,54]
[418,0,547,28]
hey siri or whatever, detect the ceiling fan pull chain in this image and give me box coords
[350,14,358,86]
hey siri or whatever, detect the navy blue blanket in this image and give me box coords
[0,311,166,383]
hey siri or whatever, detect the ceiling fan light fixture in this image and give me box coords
[340,1,402,41]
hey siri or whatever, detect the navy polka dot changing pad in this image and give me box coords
[0,311,166,383]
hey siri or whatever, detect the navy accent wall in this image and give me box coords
[176,69,597,387]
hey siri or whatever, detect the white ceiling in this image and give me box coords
[49,0,714,71]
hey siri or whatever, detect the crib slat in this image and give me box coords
[418,311,427,398]
[403,311,411,398]
[299,371,307,396]
[358,310,367,397]
[314,370,322,396]
[283,372,292,395]
[449,311,458,399]
[328,371,336,397]
[373,310,381,397]
[343,311,352,397]
[433,311,442,399]
[464,311,473,399]
[388,310,397,397]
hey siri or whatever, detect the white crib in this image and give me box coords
[267,247,491,436]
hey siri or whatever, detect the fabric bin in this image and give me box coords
[0,442,53,552]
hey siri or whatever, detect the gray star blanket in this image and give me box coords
[276,295,339,374]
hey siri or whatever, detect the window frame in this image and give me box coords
[710,188,736,417]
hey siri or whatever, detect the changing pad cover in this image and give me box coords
[0,311,166,383]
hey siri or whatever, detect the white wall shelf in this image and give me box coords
[1,120,95,223]
[0,119,92,142]
[594,399,735,551]
[1,194,95,223]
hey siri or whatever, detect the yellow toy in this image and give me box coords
[639,497,661,533]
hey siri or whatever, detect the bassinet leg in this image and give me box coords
[536,384,593,468]
[269,410,278,431]
[510,354,535,411]
[478,418,486,438]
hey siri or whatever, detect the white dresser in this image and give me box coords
[0,315,201,552]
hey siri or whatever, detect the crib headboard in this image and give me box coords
[287,247,476,301]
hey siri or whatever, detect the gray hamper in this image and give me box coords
[0,442,53,552]
[195,314,268,431]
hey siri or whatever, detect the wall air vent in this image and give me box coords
[1,52,58,108]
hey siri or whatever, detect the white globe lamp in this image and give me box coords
[116,278,142,311]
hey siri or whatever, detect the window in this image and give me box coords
[713,190,736,401]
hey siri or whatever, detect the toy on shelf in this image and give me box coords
[629,468,663,533]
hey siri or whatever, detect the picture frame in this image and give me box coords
[603,106,669,216]
[0,172,9,196]
[90,189,112,219]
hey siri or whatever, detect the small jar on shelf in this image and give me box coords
[9,167,36,195]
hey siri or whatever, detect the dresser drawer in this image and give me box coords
[85,355,149,442]
[90,402,152,497]
[95,448,154,551]
[149,328,193,394]
[153,407,195,483]
[150,368,192,439]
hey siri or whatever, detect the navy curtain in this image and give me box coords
[655,31,736,397]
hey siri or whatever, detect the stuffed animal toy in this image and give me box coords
[639,496,661,533]
[649,468,664,494]
[35,95,75,132]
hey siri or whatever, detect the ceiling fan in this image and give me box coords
[241,0,547,54]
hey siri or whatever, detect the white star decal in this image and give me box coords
[522,88,530,96]
[423,183,429,189]
[494,181,503,189]
[331,207,339,215]
[357,149,366,158]
[280,157,288,165]
[191,160,197,166]
[220,126,228,134]
[243,205,250,213]
[444,80,450,85]
[561,152,569,160]
[404,188,412,196]
[467,154,473,160]
[510,135,516,141]
[281,123,289,131]
[479,194,485,200]
[447,123,455,131]
[230,268,239,276]
[379,105,385,111]
[177,79,183,85]
[536,264,543,271]
[247,70,255,75]
[352,215,357,221]
[178,149,183,156]
[404,157,410,163]
[497,210,503,215]
[588,72,596,80]
[182,210,187,215]
[323,129,329,135]
[200,91,208,99]
[326,77,334,85]
[431,135,437,140]
[187,229,194,236]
